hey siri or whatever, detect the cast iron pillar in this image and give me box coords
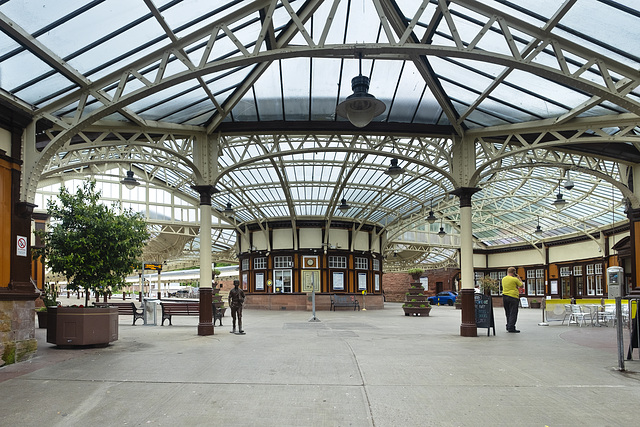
[192,185,217,335]
[452,187,481,337]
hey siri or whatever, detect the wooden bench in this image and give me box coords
[330,294,360,311]
[94,301,144,325]
[160,302,224,326]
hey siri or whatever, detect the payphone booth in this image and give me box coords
[607,266,623,299]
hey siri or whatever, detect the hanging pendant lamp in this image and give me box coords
[336,53,386,128]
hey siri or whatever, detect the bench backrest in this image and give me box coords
[333,295,355,303]
[161,302,199,313]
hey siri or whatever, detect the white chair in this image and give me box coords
[561,304,573,325]
[598,304,616,326]
[569,304,589,326]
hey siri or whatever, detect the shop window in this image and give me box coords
[274,256,292,268]
[355,257,368,270]
[329,256,347,269]
[274,269,292,293]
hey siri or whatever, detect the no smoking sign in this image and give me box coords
[16,235,27,257]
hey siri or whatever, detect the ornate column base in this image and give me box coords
[197,287,214,336]
[459,288,477,337]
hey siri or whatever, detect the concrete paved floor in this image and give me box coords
[1,302,639,427]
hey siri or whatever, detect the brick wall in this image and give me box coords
[382,268,460,302]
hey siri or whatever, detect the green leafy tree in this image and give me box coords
[34,180,149,306]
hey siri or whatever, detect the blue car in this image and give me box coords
[428,291,458,306]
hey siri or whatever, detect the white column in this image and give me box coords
[200,203,212,291]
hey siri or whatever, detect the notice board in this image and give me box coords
[474,293,495,336]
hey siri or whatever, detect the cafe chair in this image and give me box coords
[569,304,590,327]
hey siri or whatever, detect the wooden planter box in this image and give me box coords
[403,306,432,316]
[530,302,541,309]
[47,306,118,347]
[36,310,48,329]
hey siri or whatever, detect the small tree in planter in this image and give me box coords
[34,180,149,306]
[407,267,425,280]
[479,275,500,295]
[34,180,149,346]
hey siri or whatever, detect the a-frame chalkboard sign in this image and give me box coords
[475,293,495,336]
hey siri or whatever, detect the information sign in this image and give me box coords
[144,263,163,271]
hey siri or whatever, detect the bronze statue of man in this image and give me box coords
[228,279,246,334]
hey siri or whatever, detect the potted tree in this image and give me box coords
[480,275,500,295]
[407,267,425,281]
[34,180,149,346]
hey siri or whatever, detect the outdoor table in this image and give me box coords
[584,304,603,327]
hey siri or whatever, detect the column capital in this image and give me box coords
[190,185,218,205]
[451,187,481,208]
[626,207,640,222]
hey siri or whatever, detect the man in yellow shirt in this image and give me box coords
[502,267,524,333]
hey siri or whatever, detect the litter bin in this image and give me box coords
[143,298,159,325]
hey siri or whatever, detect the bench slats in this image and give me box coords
[330,294,360,311]
[160,302,223,326]
[94,302,144,325]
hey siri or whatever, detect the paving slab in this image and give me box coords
[1,302,639,426]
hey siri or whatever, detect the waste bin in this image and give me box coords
[143,298,159,325]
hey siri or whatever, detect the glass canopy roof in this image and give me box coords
[2,0,639,270]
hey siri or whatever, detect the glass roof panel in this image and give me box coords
[0,30,20,54]
[0,0,92,33]
[310,58,341,120]
[38,0,156,60]
[253,60,283,121]
[12,73,75,106]
[160,0,248,34]
[557,0,640,68]
[1,49,58,92]
[66,19,166,76]
[282,57,310,121]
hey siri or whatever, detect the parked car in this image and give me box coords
[428,291,458,306]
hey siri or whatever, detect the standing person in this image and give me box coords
[228,279,246,334]
[502,267,523,333]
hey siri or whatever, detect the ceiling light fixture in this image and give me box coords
[438,218,446,238]
[223,201,235,216]
[336,53,386,128]
[384,158,404,178]
[534,215,543,236]
[384,138,405,179]
[338,198,350,212]
[426,198,436,224]
[564,171,574,190]
[552,179,567,209]
[121,168,140,190]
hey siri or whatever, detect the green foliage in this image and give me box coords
[40,283,58,308]
[213,269,221,277]
[33,180,149,303]
[407,267,424,275]
[479,275,500,293]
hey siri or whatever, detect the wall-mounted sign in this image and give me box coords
[16,236,27,257]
